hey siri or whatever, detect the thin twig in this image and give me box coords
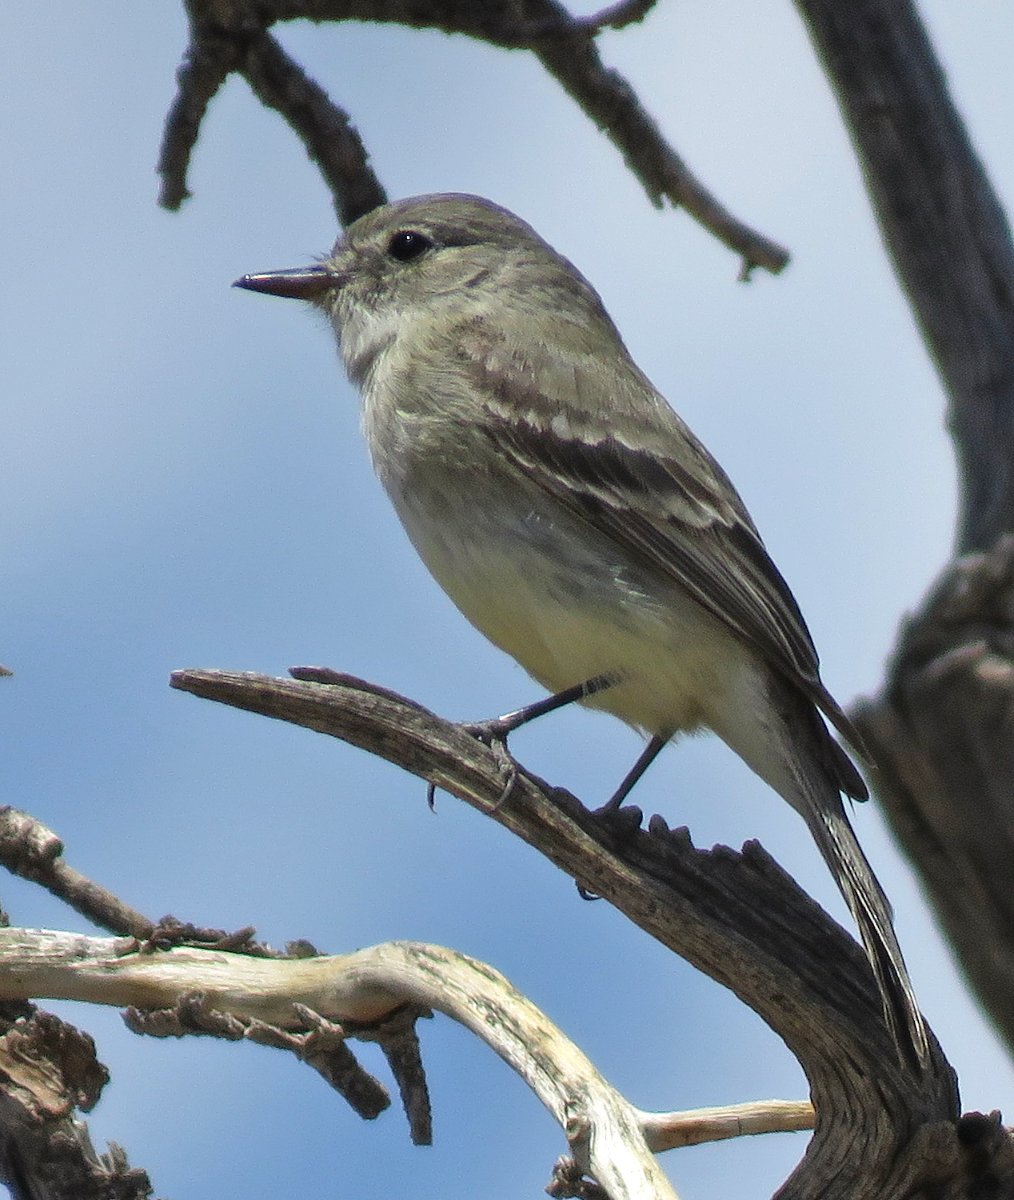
[355,1004,434,1145]
[241,31,386,226]
[0,808,154,939]
[532,28,788,275]
[158,23,237,209]
[639,1099,814,1151]
[579,0,660,35]
[467,0,659,44]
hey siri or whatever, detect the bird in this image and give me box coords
[234,191,929,1067]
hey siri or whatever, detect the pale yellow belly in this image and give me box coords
[408,525,753,738]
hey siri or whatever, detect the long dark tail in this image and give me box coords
[710,677,929,1068]
[801,788,929,1069]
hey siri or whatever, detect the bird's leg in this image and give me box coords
[577,734,670,899]
[463,673,618,744]
[478,673,618,739]
[461,674,618,808]
[597,734,668,813]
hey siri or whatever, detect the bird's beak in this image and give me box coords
[233,265,337,301]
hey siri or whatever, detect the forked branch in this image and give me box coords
[1,927,814,1200]
[159,0,789,272]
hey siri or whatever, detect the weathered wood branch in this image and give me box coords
[4,927,816,1200]
[169,666,963,1200]
[0,1004,153,1200]
[640,1100,814,1152]
[793,0,1014,1055]
[852,538,1014,1047]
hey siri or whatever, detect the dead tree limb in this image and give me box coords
[0,1004,153,1200]
[0,930,823,1200]
[793,0,1014,1054]
[0,930,686,1200]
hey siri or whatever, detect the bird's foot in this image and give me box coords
[461,717,520,808]
[592,799,645,839]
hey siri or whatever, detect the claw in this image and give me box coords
[462,719,520,808]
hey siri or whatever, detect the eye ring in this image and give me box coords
[387,230,434,263]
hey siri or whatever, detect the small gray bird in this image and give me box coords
[235,193,928,1066]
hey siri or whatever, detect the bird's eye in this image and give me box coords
[387,230,433,262]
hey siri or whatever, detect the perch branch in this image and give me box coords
[169,667,959,1200]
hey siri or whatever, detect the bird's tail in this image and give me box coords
[798,782,930,1070]
[710,677,929,1068]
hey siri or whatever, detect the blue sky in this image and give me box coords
[3,4,1013,1198]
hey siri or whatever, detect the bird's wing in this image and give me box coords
[456,320,867,776]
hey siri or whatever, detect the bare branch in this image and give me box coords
[531,32,789,276]
[0,930,680,1200]
[580,0,659,35]
[240,31,386,226]
[165,0,788,268]
[794,0,1014,1057]
[158,22,236,210]
[795,0,1014,554]
[852,537,1014,1048]
[0,808,154,939]
[354,1004,434,1145]
[167,667,959,1200]
[161,3,384,224]
[434,0,657,47]
[283,1003,394,1120]
[639,1100,814,1152]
